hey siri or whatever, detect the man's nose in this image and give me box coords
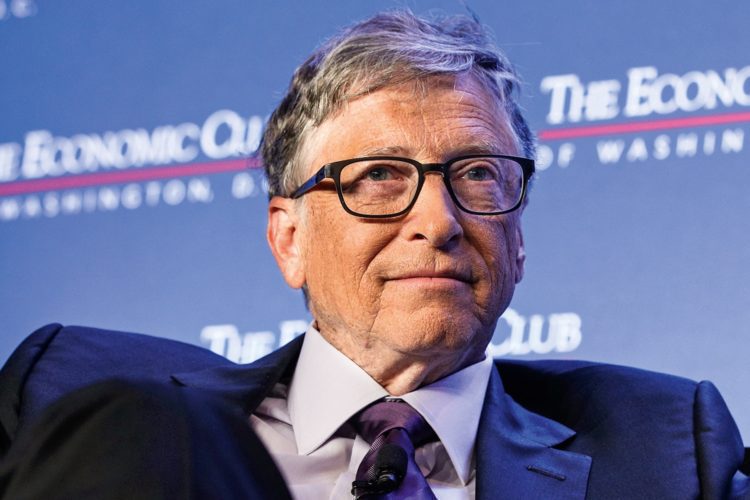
[403,173,463,247]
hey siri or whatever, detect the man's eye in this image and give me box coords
[464,166,493,181]
[366,167,392,181]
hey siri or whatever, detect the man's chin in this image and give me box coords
[381,285,480,313]
[374,309,490,359]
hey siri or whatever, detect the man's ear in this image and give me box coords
[514,226,525,284]
[267,196,306,289]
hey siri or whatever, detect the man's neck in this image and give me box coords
[316,325,486,396]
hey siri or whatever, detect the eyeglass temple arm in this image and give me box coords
[289,165,332,199]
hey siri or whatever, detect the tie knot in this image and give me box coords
[352,400,435,447]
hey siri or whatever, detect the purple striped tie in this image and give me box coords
[351,400,437,499]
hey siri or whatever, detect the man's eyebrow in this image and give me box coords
[455,142,506,155]
[358,141,510,158]
[359,145,410,156]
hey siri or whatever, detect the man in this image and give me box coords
[0,10,748,500]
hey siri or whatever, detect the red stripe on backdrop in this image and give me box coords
[538,110,750,140]
[4,111,750,197]
[0,158,262,197]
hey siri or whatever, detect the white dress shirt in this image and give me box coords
[249,326,494,499]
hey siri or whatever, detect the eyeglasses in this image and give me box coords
[288,154,535,218]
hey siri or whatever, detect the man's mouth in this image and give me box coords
[387,269,474,284]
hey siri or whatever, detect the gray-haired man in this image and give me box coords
[1,9,748,500]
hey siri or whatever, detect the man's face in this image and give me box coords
[269,73,525,381]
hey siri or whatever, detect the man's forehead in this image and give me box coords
[298,74,518,169]
[339,74,502,120]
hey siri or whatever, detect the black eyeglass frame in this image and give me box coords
[288,154,535,218]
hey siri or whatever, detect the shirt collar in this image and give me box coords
[288,326,388,455]
[287,325,494,485]
[401,354,493,485]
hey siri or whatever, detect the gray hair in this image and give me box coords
[261,9,535,198]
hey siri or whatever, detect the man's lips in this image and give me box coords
[386,270,474,283]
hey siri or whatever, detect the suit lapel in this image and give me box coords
[170,335,305,414]
[476,367,591,500]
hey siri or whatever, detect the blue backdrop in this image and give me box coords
[1,0,748,440]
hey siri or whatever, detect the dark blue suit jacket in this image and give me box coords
[1,324,748,499]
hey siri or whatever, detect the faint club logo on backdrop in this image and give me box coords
[201,320,309,364]
[200,309,583,364]
[536,64,750,171]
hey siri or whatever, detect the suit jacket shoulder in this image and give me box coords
[496,358,750,499]
[0,323,231,455]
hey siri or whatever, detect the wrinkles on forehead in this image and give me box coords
[296,74,518,179]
